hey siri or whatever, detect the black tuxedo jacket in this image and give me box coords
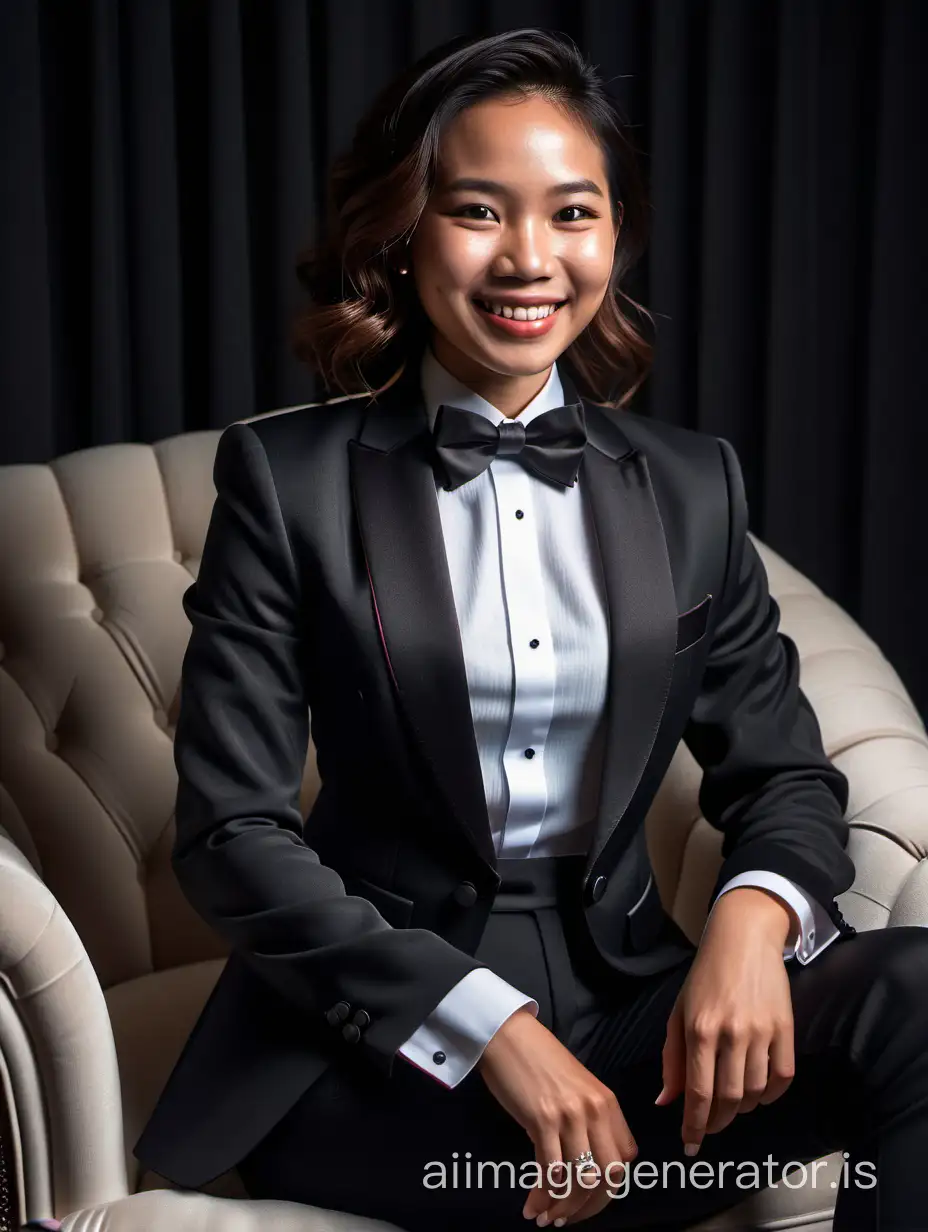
[134,356,856,1189]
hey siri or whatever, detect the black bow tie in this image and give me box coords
[431,400,588,492]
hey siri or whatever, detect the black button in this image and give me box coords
[342,1023,362,1044]
[452,881,478,908]
[325,1000,351,1025]
[529,639,539,648]
[515,510,524,519]
[588,875,608,904]
[352,1009,371,1028]
[524,748,535,759]
[433,1050,446,1065]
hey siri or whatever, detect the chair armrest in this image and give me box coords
[836,746,928,931]
[0,827,128,1223]
[57,1190,406,1231]
[839,822,928,931]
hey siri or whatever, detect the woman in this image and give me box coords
[135,28,928,1232]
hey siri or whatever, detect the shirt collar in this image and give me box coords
[420,344,565,432]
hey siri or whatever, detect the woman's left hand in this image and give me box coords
[655,887,798,1156]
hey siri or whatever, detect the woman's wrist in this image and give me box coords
[707,886,797,948]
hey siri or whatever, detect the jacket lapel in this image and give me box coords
[348,359,497,868]
[348,358,678,876]
[578,392,678,873]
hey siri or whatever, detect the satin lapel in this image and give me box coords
[348,361,497,869]
[571,379,679,874]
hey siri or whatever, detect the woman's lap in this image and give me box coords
[239,927,928,1231]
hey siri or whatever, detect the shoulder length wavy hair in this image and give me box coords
[291,28,654,408]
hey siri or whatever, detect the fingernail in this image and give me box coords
[536,1215,550,1228]
[684,1142,699,1157]
[554,1221,567,1228]
[654,1084,667,1105]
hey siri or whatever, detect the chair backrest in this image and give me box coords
[1,420,926,991]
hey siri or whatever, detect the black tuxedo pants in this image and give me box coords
[238,856,928,1231]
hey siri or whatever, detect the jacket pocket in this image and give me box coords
[350,875,414,929]
[675,593,712,655]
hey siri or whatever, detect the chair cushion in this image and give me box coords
[104,958,226,1191]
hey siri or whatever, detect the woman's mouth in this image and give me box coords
[471,297,567,338]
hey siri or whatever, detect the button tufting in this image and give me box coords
[90,607,104,623]
[172,549,183,563]
[45,731,59,752]
[153,709,169,729]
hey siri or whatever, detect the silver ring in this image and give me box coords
[572,1149,597,1172]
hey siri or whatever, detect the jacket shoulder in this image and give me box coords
[585,400,727,475]
[236,391,372,454]
[211,394,377,497]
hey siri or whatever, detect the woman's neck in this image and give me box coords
[430,337,553,419]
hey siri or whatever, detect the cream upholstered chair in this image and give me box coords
[1,416,927,1232]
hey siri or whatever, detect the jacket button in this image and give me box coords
[325,1001,351,1025]
[352,1009,371,1029]
[588,875,608,904]
[342,1023,362,1044]
[433,1051,446,1065]
[452,881,478,907]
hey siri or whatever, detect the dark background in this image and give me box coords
[2,0,926,720]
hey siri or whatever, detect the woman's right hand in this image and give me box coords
[477,1007,637,1226]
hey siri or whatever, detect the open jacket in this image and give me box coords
[134,354,856,1189]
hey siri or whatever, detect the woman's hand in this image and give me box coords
[656,887,797,1155]
[477,1008,637,1226]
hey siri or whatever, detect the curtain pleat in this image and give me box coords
[1,0,925,717]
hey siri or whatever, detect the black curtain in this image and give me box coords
[2,0,926,719]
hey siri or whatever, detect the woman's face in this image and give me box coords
[408,93,621,393]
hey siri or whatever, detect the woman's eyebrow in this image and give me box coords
[442,176,604,199]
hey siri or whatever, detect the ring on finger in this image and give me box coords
[572,1149,597,1174]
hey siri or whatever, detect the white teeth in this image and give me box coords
[478,300,562,320]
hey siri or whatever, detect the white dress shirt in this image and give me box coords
[396,346,840,1088]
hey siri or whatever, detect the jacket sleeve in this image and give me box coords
[170,421,486,1078]
[683,437,857,939]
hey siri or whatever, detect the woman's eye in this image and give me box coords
[456,205,496,221]
[557,205,594,222]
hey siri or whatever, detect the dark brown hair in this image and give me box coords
[291,28,654,407]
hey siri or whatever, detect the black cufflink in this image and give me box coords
[433,1050,446,1065]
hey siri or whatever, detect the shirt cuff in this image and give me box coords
[396,967,538,1089]
[712,870,841,964]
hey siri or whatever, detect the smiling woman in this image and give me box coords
[133,24,928,1232]
[291,29,653,412]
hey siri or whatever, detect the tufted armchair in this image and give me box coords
[1,415,927,1232]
